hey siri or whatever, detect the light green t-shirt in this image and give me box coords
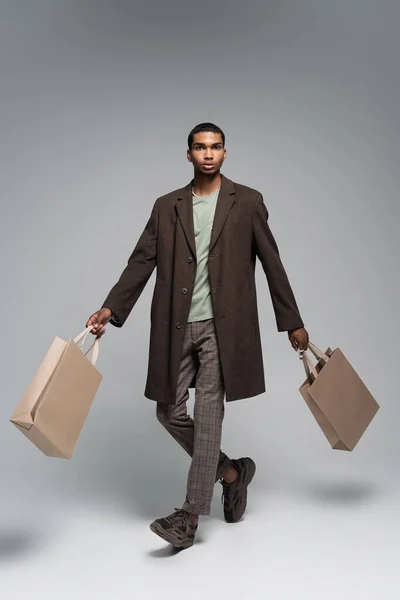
[187,187,220,323]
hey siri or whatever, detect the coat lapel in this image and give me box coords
[175,174,236,258]
[175,182,197,259]
[209,174,235,252]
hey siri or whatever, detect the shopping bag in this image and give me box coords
[10,326,102,459]
[299,341,379,450]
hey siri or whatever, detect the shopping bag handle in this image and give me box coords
[73,326,100,366]
[300,351,319,384]
[74,326,93,348]
[84,337,100,366]
[307,341,330,364]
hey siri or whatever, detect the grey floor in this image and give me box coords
[1,471,398,600]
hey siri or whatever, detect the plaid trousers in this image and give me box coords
[156,318,232,515]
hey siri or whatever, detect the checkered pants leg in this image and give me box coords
[156,318,231,516]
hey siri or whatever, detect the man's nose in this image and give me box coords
[204,149,213,159]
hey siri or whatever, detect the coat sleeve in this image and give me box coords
[101,199,159,327]
[252,193,304,332]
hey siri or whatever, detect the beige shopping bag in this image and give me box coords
[10,326,102,459]
[299,341,379,451]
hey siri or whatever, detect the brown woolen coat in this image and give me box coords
[101,174,304,404]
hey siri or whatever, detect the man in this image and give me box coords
[86,122,309,550]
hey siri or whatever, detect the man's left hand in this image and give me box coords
[288,327,309,352]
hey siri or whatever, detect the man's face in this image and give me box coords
[187,131,226,175]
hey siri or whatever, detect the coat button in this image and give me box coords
[182,288,188,295]
[176,322,182,329]
[187,257,193,263]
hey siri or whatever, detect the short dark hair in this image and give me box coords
[188,122,225,149]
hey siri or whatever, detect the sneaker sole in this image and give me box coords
[149,521,195,549]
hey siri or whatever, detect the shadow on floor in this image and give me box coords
[297,480,382,505]
[0,529,42,562]
[146,535,205,558]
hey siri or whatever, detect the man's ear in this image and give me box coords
[187,150,192,163]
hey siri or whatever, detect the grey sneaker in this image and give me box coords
[150,509,197,549]
[220,457,256,523]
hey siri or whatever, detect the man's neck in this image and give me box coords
[192,172,222,197]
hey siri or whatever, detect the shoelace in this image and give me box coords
[165,509,189,528]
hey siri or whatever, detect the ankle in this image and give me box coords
[223,463,239,484]
[188,512,199,526]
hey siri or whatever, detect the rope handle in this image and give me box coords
[300,351,319,384]
[307,341,330,364]
[298,340,331,384]
[73,326,100,366]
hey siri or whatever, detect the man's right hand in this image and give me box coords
[86,308,112,337]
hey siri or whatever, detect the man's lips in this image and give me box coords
[202,164,215,168]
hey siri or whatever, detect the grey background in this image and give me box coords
[0,1,399,598]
